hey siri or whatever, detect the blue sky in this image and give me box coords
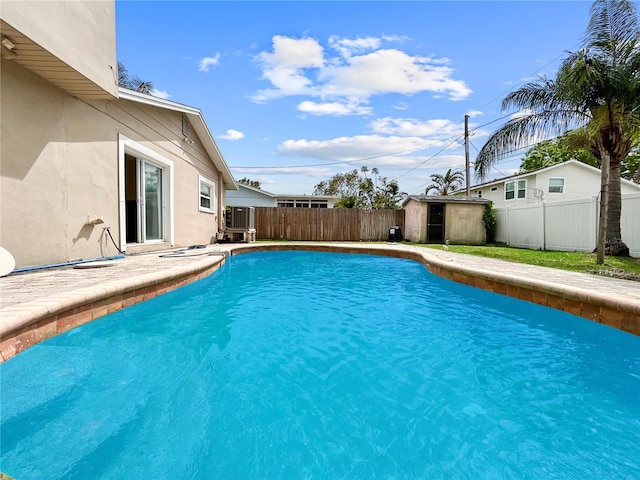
[116,1,593,196]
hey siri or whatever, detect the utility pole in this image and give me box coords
[464,114,470,196]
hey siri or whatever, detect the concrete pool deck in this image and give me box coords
[1,242,639,362]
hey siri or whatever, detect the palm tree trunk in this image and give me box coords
[596,150,610,265]
[605,160,630,256]
[607,162,622,240]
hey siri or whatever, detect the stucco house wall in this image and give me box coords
[1,1,236,269]
[1,1,118,98]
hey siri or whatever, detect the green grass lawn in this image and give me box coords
[420,243,640,280]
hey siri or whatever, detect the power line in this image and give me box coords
[392,134,465,181]
[481,40,583,109]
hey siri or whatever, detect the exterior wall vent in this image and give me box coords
[182,116,190,137]
[230,207,254,229]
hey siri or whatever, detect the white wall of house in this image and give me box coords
[226,184,338,208]
[494,194,639,257]
[472,160,640,209]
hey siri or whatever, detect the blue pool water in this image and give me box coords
[1,251,639,479]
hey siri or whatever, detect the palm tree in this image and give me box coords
[424,169,465,195]
[117,62,155,94]
[475,0,640,263]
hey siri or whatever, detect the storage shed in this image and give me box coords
[402,196,491,245]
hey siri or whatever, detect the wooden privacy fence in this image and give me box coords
[254,207,405,242]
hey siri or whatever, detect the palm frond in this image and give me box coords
[501,77,570,112]
[474,109,590,180]
[586,0,640,58]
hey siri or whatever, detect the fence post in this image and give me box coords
[542,201,546,251]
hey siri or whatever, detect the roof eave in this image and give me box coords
[117,88,237,190]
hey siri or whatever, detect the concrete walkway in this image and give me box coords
[2,241,639,310]
[1,242,638,361]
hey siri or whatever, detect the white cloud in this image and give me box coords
[466,110,484,118]
[151,89,171,99]
[199,54,221,72]
[511,109,534,119]
[251,35,325,102]
[251,34,472,108]
[218,129,245,140]
[328,35,381,58]
[321,49,471,100]
[297,100,372,116]
[381,34,411,43]
[370,117,463,138]
[232,166,334,177]
[278,134,448,164]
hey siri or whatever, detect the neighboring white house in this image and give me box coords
[466,160,640,257]
[226,183,339,208]
[468,159,640,208]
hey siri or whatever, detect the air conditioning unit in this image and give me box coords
[229,207,254,229]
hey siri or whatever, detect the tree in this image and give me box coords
[238,177,261,189]
[520,137,598,172]
[520,135,640,178]
[475,0,640,263]
[313,167,406,209]
[118,62,154,94]
[424,169,464,195]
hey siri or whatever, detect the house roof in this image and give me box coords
[402,195,491,207]
[232,183,340,201]
[0,19,117,100]
[469,159,640,191]
[118,88,237,190]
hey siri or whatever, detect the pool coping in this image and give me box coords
[1,242,638,362]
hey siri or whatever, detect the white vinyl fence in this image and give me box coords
[494,193,640,258]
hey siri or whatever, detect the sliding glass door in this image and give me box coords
[136,159,164,242]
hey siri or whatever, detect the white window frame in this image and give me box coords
[505,180,526,200]
[198,175,216,214]
[118,135,175,251]
[548,177,565,194]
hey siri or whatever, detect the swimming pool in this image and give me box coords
[2,250,639,479]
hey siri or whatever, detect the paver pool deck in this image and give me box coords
[1,242,639,362]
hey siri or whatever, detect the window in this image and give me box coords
[477,190,482,198]
[505,180,526,200]
[277,199,328,208]
[548,177,565,193]
[198,175,216,214]
[491,187,498,192]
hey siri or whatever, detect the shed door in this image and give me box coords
[427,203,445,243]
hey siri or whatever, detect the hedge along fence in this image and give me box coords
[254,207,405,241]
